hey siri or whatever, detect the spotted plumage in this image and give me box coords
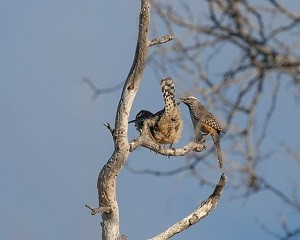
[180,96,225,168]
[129,78,183,147]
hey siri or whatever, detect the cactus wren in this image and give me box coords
[129,78,183,147]
[129,110,155,134]
[180,96,225,168]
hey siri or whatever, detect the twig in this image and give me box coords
[82,77,124,99]
[85,204,113,215]
[149,35,174,46]
[103,122,114,136]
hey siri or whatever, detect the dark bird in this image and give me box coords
[128,110,155,134]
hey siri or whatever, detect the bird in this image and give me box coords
[129,78,183,147]
[179,96,225,168]
[128,110,155,134]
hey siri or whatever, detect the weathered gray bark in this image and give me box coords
[96,1,151,239]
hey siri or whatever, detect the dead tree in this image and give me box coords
[85,1,227,239]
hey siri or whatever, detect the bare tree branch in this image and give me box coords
[129,134,205,156]
[259,176,300,212]
[103,122,114,136]
[126,159,219,188]
[82,77,124,99]
[149,35,174,46]
[149,173,227,240]
[256,216,300,240]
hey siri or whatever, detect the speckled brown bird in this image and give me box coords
[180,96,225,168]
[129,78,183,147]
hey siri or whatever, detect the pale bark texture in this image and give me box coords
[97,1,150,239]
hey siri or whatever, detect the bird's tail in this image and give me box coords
[211,132,223,169]
[161,77,176,112]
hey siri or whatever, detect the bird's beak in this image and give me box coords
[128,119,136,124]
[177,97,185,103]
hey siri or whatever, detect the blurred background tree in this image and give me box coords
[137,1,300,238]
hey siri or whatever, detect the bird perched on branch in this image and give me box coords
[129,110,155,134]
[129,77,183,147]
[179,96,225,168]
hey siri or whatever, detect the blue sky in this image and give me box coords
[1,1,299,239]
